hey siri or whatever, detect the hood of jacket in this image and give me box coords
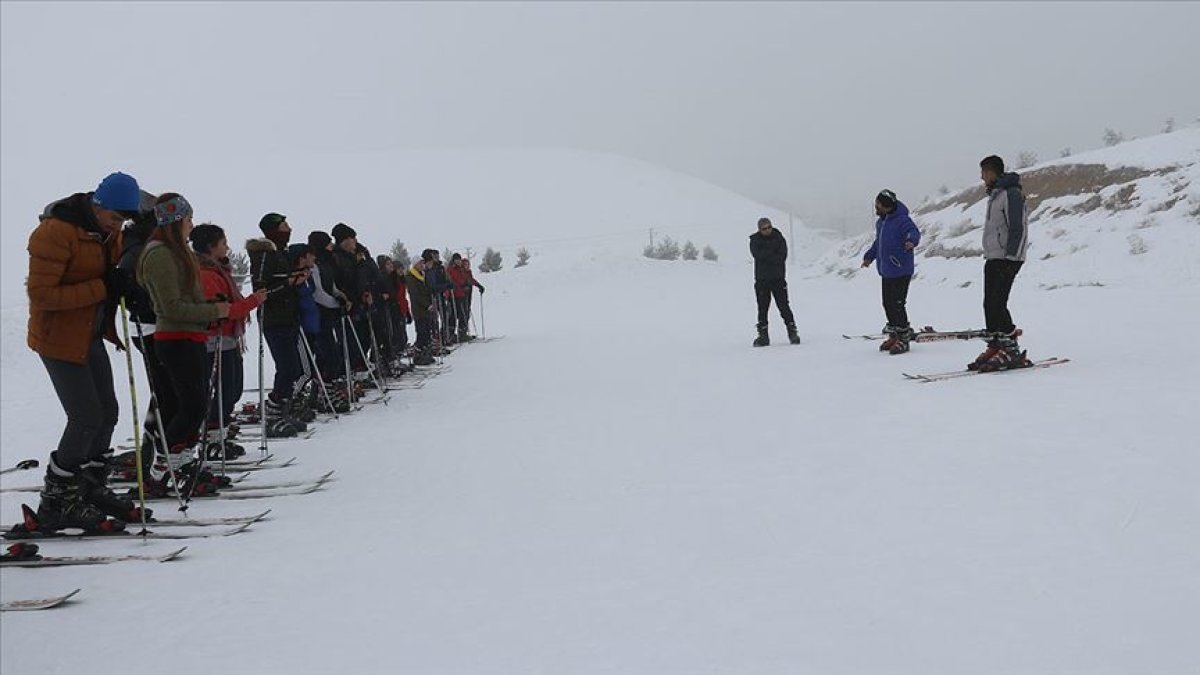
[245,237,277,254]
[989,172,1021,195]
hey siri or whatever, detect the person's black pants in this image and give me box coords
[40,337,119,472]
[983,259,1023,334]
[205,348,243,429]
[153,339,209,450]
[264,326,303,399]
[414,315,434,352]
[881,275,912,329]
[131,333,173,454]
[754,278,796,328]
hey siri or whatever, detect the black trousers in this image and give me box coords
[132,333,174,455]
[40,337,119,472]
[754,278,796,328]
[881,275,912,329]
[154,339,209,450]
[983,259,1023,333]
[205,348,243,429]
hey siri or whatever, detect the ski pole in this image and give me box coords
[256,307,268,457]
[365,310,387,384]
[216,345,226,478]
[341,314,354,405]
[131,320,189,513]
[181,342,223,505]
[117,298,150,537]
[299,331,337,420]
[479,291,486,339]
[348,316,388,402]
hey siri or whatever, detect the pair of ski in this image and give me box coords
[138,470,335,502]
[843,326,989,343]
[3,546,189,570]
[3,508,274,545]
[903,357,1071,383]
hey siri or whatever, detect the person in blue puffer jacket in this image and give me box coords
[860,189,921,354]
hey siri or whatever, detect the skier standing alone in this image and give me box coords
[749,217,800,346]
[970,155,1032,372]
[860,189,920,354]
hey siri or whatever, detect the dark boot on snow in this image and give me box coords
[23,459,121,533]
[888,326,914,355]
[786,323,801,345]
[753,325,770,347]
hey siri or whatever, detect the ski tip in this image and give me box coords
[160,546,188,562]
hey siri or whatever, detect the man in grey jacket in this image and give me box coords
[970,155,1032,371]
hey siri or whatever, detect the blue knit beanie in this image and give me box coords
[92,172,141,213]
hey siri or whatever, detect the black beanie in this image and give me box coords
[331,222,357,244]
[259,212,287,234]
[420,248,436,262]
[308,230,332,250]
[876,189,898,210]
[189,223,226,254]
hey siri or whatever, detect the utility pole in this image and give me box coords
[649,228,655,249]
[788,214,795,266]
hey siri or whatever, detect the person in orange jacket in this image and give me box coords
[26,172,142,531]
[447,253,485,341]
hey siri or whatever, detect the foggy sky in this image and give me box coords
[3,1,1198,230]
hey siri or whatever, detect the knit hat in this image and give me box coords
[331,222,357,244]
[451,253,462,262]
[420,248,437,262]
[92,172,141,214]
[189,223,226,254]
[876,189,898,210]
[259,212,287,234]
[308,230,332,250]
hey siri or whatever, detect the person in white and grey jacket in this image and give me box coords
[970,155,1032,372]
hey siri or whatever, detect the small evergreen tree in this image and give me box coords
[643,243,656,259]
[1102,128,1125,147]
[228,252,250,285]
[937,185,950,196]
[515,247,531,267]
[479,247,503,273]
[1059,147,1072,158]
[1016,151,1038,169]
[443,247,453,264]
[1163,117,1175,133]
[390,240,411,269]
[702,245,718,262]
[681,241,699,261]
[653,236,681,261]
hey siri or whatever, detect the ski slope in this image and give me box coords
[2,248,1196,673]
[2,133,1198,672]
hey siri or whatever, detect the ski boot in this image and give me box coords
[888,326,914,355]
[753,325,769,347]
[786,323,801,345]
[969,328,1025,371]
[976,330,1031,372]
[3,542,42,562]
[412,350,436,366]
[879,324,899,352]
[79,452,153,522]
[18,461,124,534]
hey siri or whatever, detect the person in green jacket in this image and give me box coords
[137,193,228,478]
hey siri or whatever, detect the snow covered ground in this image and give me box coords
[2,136,1198,673]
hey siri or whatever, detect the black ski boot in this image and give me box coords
[786,323,801,345]
[412,349,436,366]
[753,325,769,347]
[25,461,121,533]
[79,452,153,522]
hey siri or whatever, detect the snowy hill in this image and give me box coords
[813,128,1200,290]
[2,145,1197,673]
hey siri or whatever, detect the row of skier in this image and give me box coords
[750,153,1033,371]
[22,172,482,534]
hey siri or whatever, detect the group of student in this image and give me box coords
[23,173,484,532]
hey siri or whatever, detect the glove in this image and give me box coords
[478,286,486,295]
[103,267,123,301]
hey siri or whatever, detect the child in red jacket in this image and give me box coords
[190,224,266,459]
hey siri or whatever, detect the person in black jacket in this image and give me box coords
[247,213,307,431]
[307,230,347,383]
[748,217,799,346]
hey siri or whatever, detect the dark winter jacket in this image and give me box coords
[862,201,921,278]
[115,212,159,328]
[405,265,434,321]
[749,230,788,281]
[983,172,1029,262]
[425,261,453,295]
[297,278,320,335]
[247,238,298,330]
